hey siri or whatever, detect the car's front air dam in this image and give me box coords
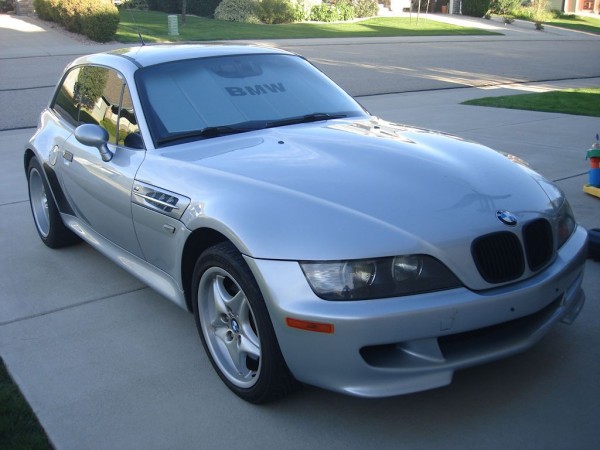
[245,226,588,398]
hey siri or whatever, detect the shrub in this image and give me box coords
[80,5,121,41]
[510,1,551,22]
[33,0,119,42]
[214,0,261,23]
[310,3,340,21]
[146,0,220,17]
[351,0,377,17]
[509,6,534,19]
[0,0,14,13]
[308,0,359,22]
[489,0,521,15]
[531,0,550,22]
[188,0,221,17]
[118,0,148,10]
[258,0,295,24]
[462,0,490,17]
[33,0,47,18]
[335,0,356,21]
[291,0,309,21]
[33,0,60,21]
[145,0,179,13]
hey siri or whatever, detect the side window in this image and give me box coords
[76,66,119,144]
[52,65,142,149]
[119,84,142,148]
[53,67,81,126]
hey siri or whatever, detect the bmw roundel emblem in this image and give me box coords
[496,210,518,226]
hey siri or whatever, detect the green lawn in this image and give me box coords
[0,358,52,450]
[462,88,600,117]
[547,15,600,34]
[116,10,500,43]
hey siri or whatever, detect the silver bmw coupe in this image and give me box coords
[25,45,588,403]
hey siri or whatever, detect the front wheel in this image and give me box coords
[192,242,298,403]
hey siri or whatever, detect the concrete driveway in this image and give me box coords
[1,13,599,450]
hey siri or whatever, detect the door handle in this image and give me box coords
[63,150,73,162]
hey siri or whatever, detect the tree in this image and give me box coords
[75,67,108,111]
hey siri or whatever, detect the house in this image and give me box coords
[561,0,599,14]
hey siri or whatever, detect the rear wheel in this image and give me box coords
[27,157,79,248]
[192,242,298,403]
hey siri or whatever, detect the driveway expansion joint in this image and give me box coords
[0,286,149,327]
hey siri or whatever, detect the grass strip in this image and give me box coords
[462,88,600,117]
[0,358,52,450]
[546,15,600,34]
[116,10,500,43]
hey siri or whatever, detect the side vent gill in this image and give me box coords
[132,182,190,219]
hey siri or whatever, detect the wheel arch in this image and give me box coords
[25,148,75,216]
[181,227,231,312]
[24,148,35,175]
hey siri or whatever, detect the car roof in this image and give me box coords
[101,44,294,68]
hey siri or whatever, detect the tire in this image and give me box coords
[192,242,299,403]
[589,228,600,261]
[27,156,79,248]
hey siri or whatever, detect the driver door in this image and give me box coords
[56,65,145,257]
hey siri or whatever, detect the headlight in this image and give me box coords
[556,199,576,249]
[300,255,461,301]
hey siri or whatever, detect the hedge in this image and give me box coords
[34,0,119,42]
[214,0,261,23]
[461,0,491,17]
[146,0,221,17]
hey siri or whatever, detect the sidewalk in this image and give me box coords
[428,11,600,39]
[0,14,122,58]
[1,12,599,450]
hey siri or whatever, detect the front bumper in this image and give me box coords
[245,226,588,398]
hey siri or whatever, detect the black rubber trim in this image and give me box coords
[42,161,75,216]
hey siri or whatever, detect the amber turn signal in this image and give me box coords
[286,318,334,334]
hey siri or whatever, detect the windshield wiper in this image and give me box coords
[156,114,348,146]
[265,113,347,128]
[156,125,253,146]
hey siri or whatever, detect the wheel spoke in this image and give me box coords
[210,274,230,317]
[224,290,246,316]
[239,332,260,360]
[225,336,245,375]
[239,303,260,358]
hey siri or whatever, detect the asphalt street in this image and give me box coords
[1,13,599,450]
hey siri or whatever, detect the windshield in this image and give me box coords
[135,53,367,147]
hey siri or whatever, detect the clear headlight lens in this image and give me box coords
[392,255,422,282]
[556,199,576,249]
[300,255,461,301]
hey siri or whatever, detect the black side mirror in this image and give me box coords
[124,132,145,150]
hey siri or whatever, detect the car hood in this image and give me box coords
[145,118,558,287]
